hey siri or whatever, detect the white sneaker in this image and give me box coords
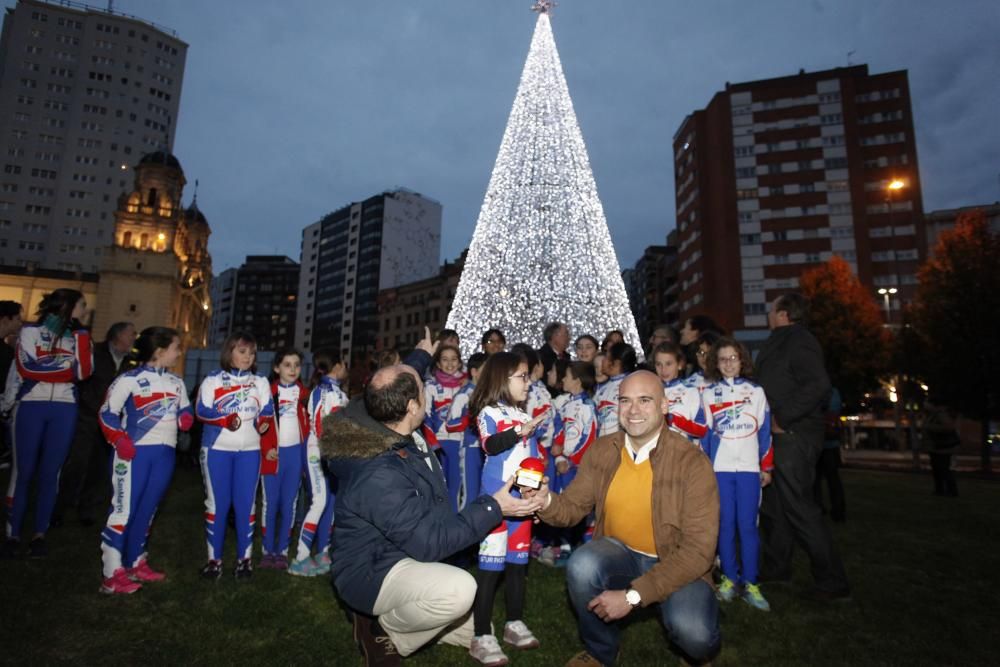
[470,634,509,666]
[503,620,540,650]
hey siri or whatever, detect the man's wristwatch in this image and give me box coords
[514,424,523,436]
[625,588,641,607]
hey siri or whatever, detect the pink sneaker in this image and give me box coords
[101,568,142,595]
[128,560,166,582]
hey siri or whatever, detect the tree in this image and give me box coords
[446,6,641,358]
[912,209,1000,471]
[799,255,891,408]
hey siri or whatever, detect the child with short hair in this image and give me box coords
[196,331,274,581]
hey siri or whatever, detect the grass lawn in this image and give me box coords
[1,465,996,666]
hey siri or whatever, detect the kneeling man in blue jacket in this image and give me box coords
[329,364,543,663]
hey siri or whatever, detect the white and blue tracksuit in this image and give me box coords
[594,373,625,437]
[294,377,347,562]
[701,377,774,586]
[261,381,307,557]
[663,378,708,444]
[98,367,191,577]
[527,380,564,487]
[554,392,597,492]
[685,369,710,393]
[477,403,540,571]
[3,322,92,539]
[443,383,482,511]
[196,369,273,562]
[423,374,465,510]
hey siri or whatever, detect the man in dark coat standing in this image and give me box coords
[55,321,135,525]
[538,321,571,369]
[755,293,850,601]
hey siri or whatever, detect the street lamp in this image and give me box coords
[884,179,906,325]
[877,287,897,324]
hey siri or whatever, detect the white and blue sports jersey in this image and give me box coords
[307,377,348,445]
[527,380,561,453]
[663,377,708,443]
[701,377,773,473]
[684,370,710,393]
[99,366,191,447]
[4,323,92,406]
[274,381,308,446]
[477,403,539,493]
[196,369,273,452]
[444,383,477,448]
[424,376,464,443]
[557,392,597,466]
[594,373,625,437]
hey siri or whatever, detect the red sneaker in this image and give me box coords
[128,560,167,582]
[100,568,142,595]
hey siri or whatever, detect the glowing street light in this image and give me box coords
[877,287,897,323]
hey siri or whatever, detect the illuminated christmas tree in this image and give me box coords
[447,2,641,358]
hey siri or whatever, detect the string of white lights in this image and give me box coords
[447,11,642,360]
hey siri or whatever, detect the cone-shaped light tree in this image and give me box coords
[446,3,641,359]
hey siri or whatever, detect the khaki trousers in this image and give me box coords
[372,558,477,657]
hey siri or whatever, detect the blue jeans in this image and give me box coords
[565,537,720,665]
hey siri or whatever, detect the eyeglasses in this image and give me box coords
[508,373,531,382]
[696,349,708,357]
[718,355,740,364]
[486,338,503,345]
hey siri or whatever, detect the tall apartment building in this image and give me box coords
[673,65,924,334]
[224,256,299,353]
[206,266,236,347]
[627,240,681,341]
[295,189,442,364]
[0,0,186,272]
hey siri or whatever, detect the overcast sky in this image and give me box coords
[111,0,1000,273]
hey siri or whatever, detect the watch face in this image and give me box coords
[626,589,641,605]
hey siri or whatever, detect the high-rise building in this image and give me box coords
[673,65,924,335]
[295,189,442,364]
[226,255,299,352]
[0,0,186,272]
[207,266,236,347]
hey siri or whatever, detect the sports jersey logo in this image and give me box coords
[133,392,179,424]
[214,384,260,417]
[711,402,759,439]
[31,344,74,368]
[308,454,319,464]
[278,399,297,417]
[115,462,128,476]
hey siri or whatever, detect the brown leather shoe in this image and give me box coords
[565,650,606,667]
[353,613,401,667]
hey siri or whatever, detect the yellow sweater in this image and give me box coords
[603,447,655,554]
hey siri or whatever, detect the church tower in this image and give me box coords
[93,151,212,369]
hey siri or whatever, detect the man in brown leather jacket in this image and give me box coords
[532,370,721,666]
